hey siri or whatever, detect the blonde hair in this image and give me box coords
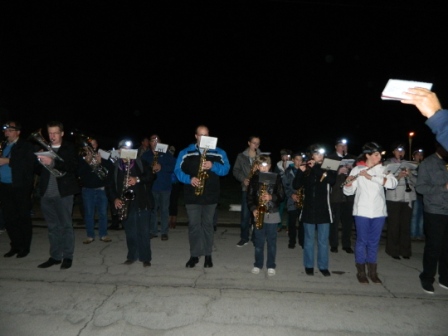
[258,155,271,165]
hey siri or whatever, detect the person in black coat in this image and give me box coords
[293,144,336,277]
[35,121,80,270]
[0,121,36,258]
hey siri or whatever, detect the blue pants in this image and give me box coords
[123,203,151,262]
[253,222,277,269]
[185,204,216,257]
[82,187,108,239]
[303,223,330,270]
[410,196,424,238]
[150,190,171,236]
[354,216,385,264]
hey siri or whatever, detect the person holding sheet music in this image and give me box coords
[293,144,336,277]
[174,125,230,269]
[141,135,176,241]
[327,138,357,254]
[247,155,285,276]
[343,142,398,284]
[383,142,417,260]
[401,88,448,151]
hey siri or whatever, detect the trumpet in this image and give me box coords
[73,132,108,180]
[29,129,66,178]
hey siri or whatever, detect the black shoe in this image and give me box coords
[421,281,434,294]
[186,256,199,268]
[143,261,151,267]
[236,239,248,247]
[123,260,135,265]
[343,247,354,254]
[330,247,338,253]
[288,244,295,249]
[38,258,62,268]
[150,234,158,239]
[204,255,213,268]
[16,250,30,258]
[320,269,331,277]
[161,234,168,241]
[108,225,120,230]
[60,258,72,270]
[392,256,401,260]
[4,249,19,258]
[305,268,314,276]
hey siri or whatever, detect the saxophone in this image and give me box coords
[295,186,304,209]
[194,149,209,196]
[255,182,268,230]
[117,159,136,221]
[152,151,159,172]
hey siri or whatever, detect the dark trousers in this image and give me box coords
[287,209,304,247]
[420,212,448,285]
[330,201,354,249]
[385,201,412,257]
[0,183,33,252]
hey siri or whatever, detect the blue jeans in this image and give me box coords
[185,204,216,257]
[123,203,151,262]
[354,216,385,264]
[411,196,424,238]
[150,190,171,236]
[82,187,108,238]
[240,191,251,242]
[40,195,75,261]
[253,222,277,269]
[303,223,330,270]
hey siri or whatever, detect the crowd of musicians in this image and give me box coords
[0,119,447,294]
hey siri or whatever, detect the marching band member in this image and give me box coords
[174,125,230,269]
[343,142,397,284]
[293,144,336,277]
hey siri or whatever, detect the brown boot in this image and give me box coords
[356,263,369,284]
[169,216,176,229]
[367,263,382,284]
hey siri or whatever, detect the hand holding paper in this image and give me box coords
[381,79,433,101]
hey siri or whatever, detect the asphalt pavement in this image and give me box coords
[0,205,447,336]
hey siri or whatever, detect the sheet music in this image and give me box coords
[199,136,218,149]
[155,143,168,153]
[120,149,138,160]
[381,79,433,100]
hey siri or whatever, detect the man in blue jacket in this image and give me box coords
[175,125,230,268]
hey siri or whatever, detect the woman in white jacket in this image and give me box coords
[343,142,398,284]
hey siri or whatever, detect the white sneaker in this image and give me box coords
[267,268,276,276]
[251,267,260,274]
[439,282,448,290]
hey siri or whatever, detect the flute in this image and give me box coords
[340,163,381,188]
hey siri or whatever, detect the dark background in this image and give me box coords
[1,1,448,164]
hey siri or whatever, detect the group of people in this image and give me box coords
[1,88,447,295]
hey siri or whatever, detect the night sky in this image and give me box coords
[1,1,448,164]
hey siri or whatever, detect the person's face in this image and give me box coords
[3,123,20,142]
[90,139,98,150]
[312,152,324,164]
[195,127,209,145]
[248,138,260,150]
[142,138,150,148]
[393,148,405,159]
[258,162,270,172]
[149,136,159,150]
[413,152,424,162]
[335,143,347,154]
[281,154,290,161]
[367,152,382,165]
[48,126,63,146]
[293,156,303,168]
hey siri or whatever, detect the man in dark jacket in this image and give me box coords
[174,125,230,268]
[35,121,80,270]
[327,138,357,254]
[0,121,36,258]
[107,139,156,267]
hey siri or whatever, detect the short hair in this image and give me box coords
[47,121,64,132]
[258,155,271,166]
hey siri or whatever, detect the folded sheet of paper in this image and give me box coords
[381,79,433,100]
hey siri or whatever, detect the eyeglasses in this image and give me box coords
[2,124,19,131]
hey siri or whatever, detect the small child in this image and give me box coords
[247,155,286,276]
